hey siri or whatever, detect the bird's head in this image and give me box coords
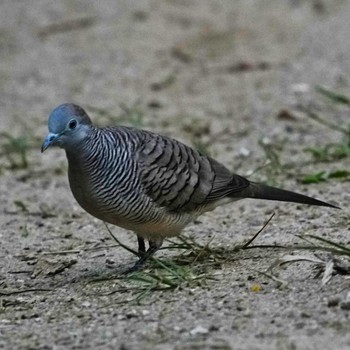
[41,103,92,152]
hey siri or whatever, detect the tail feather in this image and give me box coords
[239,182,339,209]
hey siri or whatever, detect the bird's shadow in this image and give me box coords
[58,243,271,289]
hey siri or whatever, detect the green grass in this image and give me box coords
[0,132,29,169]
[304,144,350,162]
[316,85,350,106]
[296,87,350,183]
[99,223,217,302]
[250,86,350,184]
[87,215,274,303]
[85,211,350,302]
[301,169,350,184]
[252,138,285,185]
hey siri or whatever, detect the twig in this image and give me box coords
[242,244,287,250]
[7,270,32,274]
[40,244,118,256]
[300,106,349,134]
[104,223,186,280]
[104,223,139,257]
[191,235,217,264]
[303,234,350,254]
[244,244,350,256]
[0,288,52,296]
[41,249,81,255]
[247,267,287,288]
[316,85,350,106]
[37,17,96,38]
[242,212,275,248]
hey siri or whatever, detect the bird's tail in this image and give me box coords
[239,182,339,209]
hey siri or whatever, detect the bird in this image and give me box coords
[41,103,339,272]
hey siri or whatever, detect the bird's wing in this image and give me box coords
[136,132,250,211]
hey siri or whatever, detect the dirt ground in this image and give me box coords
[1,1,349,349]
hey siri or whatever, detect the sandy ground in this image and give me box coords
[1,0,349,349]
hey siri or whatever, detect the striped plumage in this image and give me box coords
[42,103,338,271]
[66,126,193,238]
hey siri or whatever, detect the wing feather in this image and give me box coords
[136,132,249,211]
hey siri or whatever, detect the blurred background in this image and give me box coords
[1,1,349,349]
[1,0,349,177]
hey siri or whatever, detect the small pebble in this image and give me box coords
[239,147,251,157]
[190,325,209,336]
[327,296,341,307]
[105,258,115,265]
[340,301,350,311]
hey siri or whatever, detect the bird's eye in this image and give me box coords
[68,119,77,130]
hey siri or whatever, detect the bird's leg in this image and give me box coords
[125,239,163,274]
[137,235,146,256]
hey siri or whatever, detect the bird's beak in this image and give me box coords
[41,132,59,153]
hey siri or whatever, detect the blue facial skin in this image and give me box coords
[41,104,82,152]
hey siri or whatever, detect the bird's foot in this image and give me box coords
[122,238,163,275]
[122,260,146,275]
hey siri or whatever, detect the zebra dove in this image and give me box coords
[41,103,338,271]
